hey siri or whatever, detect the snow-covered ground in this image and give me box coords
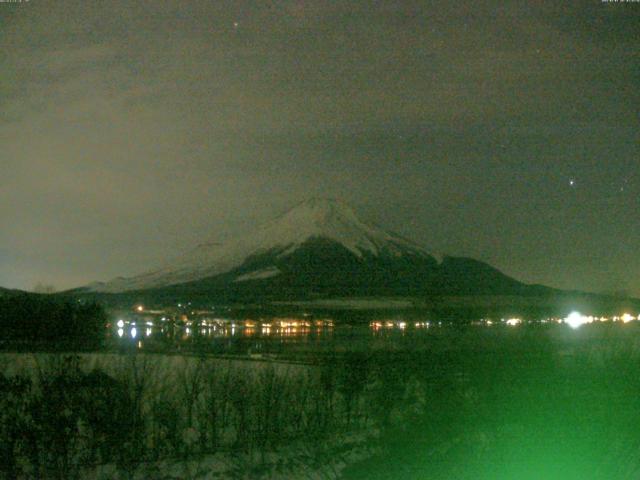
[0,352,304,379]
[0,351,385,480]
[89,431,379,480]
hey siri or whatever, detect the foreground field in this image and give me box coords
[2,323,640,479]
[0,352,384,479]
[344,324,640,480]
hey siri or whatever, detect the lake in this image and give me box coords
[107,313,640,361]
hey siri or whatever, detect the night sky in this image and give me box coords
[1,1,638,296]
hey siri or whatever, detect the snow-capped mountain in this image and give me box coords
[87,197,538,300]
[90,198,436,293]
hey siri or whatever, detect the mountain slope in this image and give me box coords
[83,198,548,302]
[143,237,539,302]
[91,198,437,294]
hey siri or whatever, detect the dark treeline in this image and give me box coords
[0,294,106,348]
[0,352,420,479]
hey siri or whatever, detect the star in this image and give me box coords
[569,179,575,187]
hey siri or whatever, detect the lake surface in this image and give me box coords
[107,314,640,359]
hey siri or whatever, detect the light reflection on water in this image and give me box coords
[111,318,434,337]
[113,319,339,341]
[109,318,342,354]
[108,317,438,353]
[107,313,640,354]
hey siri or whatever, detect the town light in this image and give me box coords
[565,312,588,329]
[621,313,634,323]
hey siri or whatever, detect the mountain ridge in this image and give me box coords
[89,198,439,294]
[70,199,640,316]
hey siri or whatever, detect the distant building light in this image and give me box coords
[565,311,590,329]
[621,313,634,323]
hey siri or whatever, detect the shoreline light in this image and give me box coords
[565,311,589,329]
[621,313,634,324]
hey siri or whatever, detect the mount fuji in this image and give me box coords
[85,198,543,301]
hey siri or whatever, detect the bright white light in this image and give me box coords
[506,318,521,326]
[117,319,124,328]
[117,328,124,338]
[565,311,588,329]
[621,313,634,324]
[145,328,152,337]
[131,327,138,338]
[136,305,144,312]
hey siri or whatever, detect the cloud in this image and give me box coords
[0,1,638,295]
